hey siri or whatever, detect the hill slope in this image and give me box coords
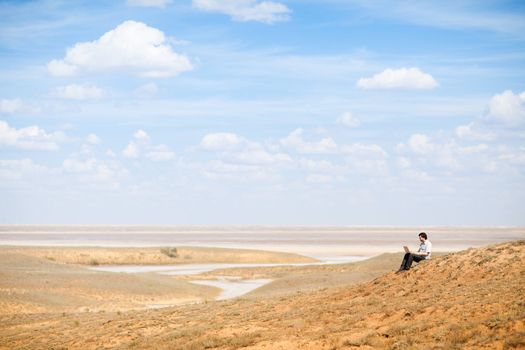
[1,241,524,349]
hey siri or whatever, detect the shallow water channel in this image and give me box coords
[91,255,367,302]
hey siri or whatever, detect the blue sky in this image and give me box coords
[1,0,524,225]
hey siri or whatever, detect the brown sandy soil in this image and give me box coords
[0,251,220,315]
[179,253,442,298]
[0,246,317,265]
[1,241,523,349]
[0,246,317,316]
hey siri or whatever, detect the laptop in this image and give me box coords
[403,246,410,253]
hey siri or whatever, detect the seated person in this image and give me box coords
[397,232,432,273]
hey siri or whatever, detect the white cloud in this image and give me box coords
[455,122,496,141]
[402,169,433,182]
[200,132,291,166]
[357,67,438,90]
[337,112,361,127]
[200,132,244,151]
[499,147,525,166]
[192,0,291,24]
[0,99,22,113]
[62,157,127,188]
[0,120,66,151]
[280,128,337,154]
[87,133,102,145]
[134,129,150,142]
[398,132,498,173]
[0,158,53,181]
[48,20,193,78]
[232,149,291,164]
[53,84,104,100]
[146,145,176,161]
[484,90,525,126]
[63,158,97,173]
[341,143,388,159]
[407,133,434,155]
[122,130,174,161]
[123,142,139,158]
[127,0,171,8]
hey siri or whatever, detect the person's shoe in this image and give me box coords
[395,269,405,274]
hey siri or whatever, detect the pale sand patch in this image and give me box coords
[191,279,272,300]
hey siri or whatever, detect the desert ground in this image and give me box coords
[1,238,524,349]
[0,246,316,315]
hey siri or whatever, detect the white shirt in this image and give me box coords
[418,239,432,259]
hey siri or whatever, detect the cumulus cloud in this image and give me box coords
[231,149,291,164]
[200,132,244,151]
[122,129,175,161]
[0,120,66,151]
[357,67,438,90]
[146,145,176,161]
[122,142,139,158]
[0,158,53,181]
[406,133,435,155]
[397,133,495,172]
[192,0,291,24]
[337,112,361,127]
[455,122,496,141]
[87,133,102,145]
[484,90,525,126]
[280,128,337,154]
[499,147,525,166]
[0,99,22,114]
[48,20,193,78]
[62,157,127,188]
[52,84,105,100]
[134,129,150,142]
[341,143,388,159]
[200,132,290,166]
[127,0,171,8]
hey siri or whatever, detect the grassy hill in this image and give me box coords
[1,241,524,349]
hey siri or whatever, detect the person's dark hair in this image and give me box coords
[419,232,428,240]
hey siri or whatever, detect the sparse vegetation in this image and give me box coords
[160,247,178,258]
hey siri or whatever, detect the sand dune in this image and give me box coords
[1,241,523,349]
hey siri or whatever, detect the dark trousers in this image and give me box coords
[399,253,425,270]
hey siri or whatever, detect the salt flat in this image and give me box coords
[1,225,522,257]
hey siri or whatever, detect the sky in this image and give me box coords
[0,0,524,225]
